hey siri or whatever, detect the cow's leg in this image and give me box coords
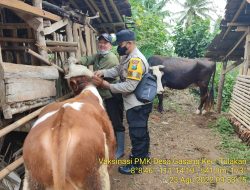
[98,134,110,190]
[197,87,208,115]
[22,169,30,190]
[23,169,46,190]
[157,94,164,113]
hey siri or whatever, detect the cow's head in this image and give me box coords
[149,65,165,94]
[65,58,94,95]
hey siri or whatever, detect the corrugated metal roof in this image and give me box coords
[206,0,250,61]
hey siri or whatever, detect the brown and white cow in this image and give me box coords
[22,64,116,190]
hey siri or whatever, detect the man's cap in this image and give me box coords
[98,33,112,43]
[65,57,93,79]
[113,29,135,45]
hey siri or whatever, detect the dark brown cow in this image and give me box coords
[148,56,216,114]
[22,81,116,190]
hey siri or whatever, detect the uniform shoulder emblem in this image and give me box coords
[127,58,143,81]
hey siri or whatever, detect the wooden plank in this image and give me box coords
[0,79,5,106]
[73,23,81,59]
[84,26,92,56]
[25,48,64,73]
[65,20,75,57]
[5,78,56,103]
[48,46,77,52]
[32,0,48,60]
[46,41,78,47]
[0,37,34,43]
[0,0,61,21]
[43,19,68,36]
[79,27,86,56]
[0,23,30,29]
[0,62,59,80]
[13,29,21,64]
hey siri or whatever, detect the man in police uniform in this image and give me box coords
[78,33,125,159]
[93,29,153,175]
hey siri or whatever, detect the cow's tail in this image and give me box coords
[51,107,70,190]
[206,63,216,111]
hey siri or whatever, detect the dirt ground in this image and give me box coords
[110,89,250,190]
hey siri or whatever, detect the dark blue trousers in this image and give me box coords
[126,103,152,158]
[104,93,125,132]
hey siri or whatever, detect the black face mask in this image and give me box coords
[117,45,128,56]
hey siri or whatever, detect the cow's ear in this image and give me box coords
[70,80,79,92]
[159,65,165,69]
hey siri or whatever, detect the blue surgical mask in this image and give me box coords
[117,45,128,56]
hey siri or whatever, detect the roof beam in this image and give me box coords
[227,22,250,26]
[0,0,61,22]
[223,0,247,39]
[108,0,123,22]
[87,0,108,23]
[222,30,248,61]
[100,0,113,22]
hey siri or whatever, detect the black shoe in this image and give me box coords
[118,164,143,175]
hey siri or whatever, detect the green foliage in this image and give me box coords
[210,117,250,163]
[129,0,173,58]
[172,19,213,58]
[176,0,215,27]
[214,63,238,112]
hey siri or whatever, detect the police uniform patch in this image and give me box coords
[127,58,143,81]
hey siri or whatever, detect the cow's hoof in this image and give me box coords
[201,110,207,115]
[195,109,201,115]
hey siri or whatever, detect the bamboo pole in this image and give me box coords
[230,108,250,130]
[25,48,64,73]
[0,157,23,180]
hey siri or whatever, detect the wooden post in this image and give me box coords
[73,23,81,59]
[66,20,75,58]
[13,29,21,64]
[243,33,250,75]
[32,0,48,60]
[217,61,228,113]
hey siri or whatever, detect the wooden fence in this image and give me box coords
[229,75,250,144]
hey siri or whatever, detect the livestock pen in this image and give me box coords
[0,0,132,188]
